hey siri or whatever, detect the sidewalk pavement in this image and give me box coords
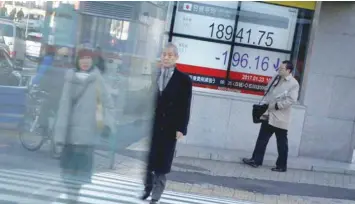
[93,145,355,204]
[126,137,355,175]
[176,143,355,175]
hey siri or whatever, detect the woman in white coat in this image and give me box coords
[54,48,115,203]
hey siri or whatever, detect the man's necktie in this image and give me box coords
[163,69,169,89]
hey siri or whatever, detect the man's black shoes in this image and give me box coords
[140,191,160,203]
[140,191,150,200]
[271,167,287,172]
[242,158,260,168]
[243,158,287,172]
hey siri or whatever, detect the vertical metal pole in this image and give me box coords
[225,2,241,86]
[25,5,30,37]
[12,0,14,21]
[42,1,53,49]
[168,1,177,42]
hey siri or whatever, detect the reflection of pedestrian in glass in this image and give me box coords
[141,43,192,204]
[32,45,56,84]
[33,46,72,138]
[32,45,56,135]
[16,8,24,20]
[9,8,16,20]
[0,6,7,17]
[54,48,115,203]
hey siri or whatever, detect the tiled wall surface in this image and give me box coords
[183,89,306,157]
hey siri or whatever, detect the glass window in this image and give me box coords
[0,1,171,203]
[26,34,42,42]
[80,15,134,54]
[109,20,130,41]
[0,23,14,37]
[26,13,43,20]
[121,21,130,40]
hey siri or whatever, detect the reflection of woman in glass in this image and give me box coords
[54,48,115,203]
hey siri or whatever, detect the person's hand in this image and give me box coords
[176,131,184,140]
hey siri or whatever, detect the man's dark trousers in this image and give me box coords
[252,121,288,168]
[144,171,166,201]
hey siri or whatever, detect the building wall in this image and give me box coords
[299,2,355,162]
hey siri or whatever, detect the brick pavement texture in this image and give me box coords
[99,152,355,204]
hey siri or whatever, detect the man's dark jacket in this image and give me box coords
[147,68,192,174]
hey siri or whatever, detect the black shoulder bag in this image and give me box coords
[252,75,280,123]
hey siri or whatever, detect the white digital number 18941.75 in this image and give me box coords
[209,23,274,47]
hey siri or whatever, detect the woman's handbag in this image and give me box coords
[252,75,280,123]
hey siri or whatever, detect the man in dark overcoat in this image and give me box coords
[141,43,192,204]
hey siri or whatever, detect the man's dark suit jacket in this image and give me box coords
[147,67,192,174]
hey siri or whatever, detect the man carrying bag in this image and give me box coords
[243,60,299,172]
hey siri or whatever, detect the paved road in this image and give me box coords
[23,57,39,70]
[168,171,355,201]
[112,149,355,202]
[0,168,256,204]
[0,118,149,168]
[1,131,355,203]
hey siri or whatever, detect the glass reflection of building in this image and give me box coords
[42,1,169,90]
[41,1,170,169]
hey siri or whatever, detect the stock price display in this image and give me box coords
[209,23,234,41]
[173,1,297,94]
[173,37,230,71]
[173,37,289,84]
[174,2,236,42]
[175,1,298,50]
[209,23,275,47]
[221,50,280,72]
[232,47,288,76]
